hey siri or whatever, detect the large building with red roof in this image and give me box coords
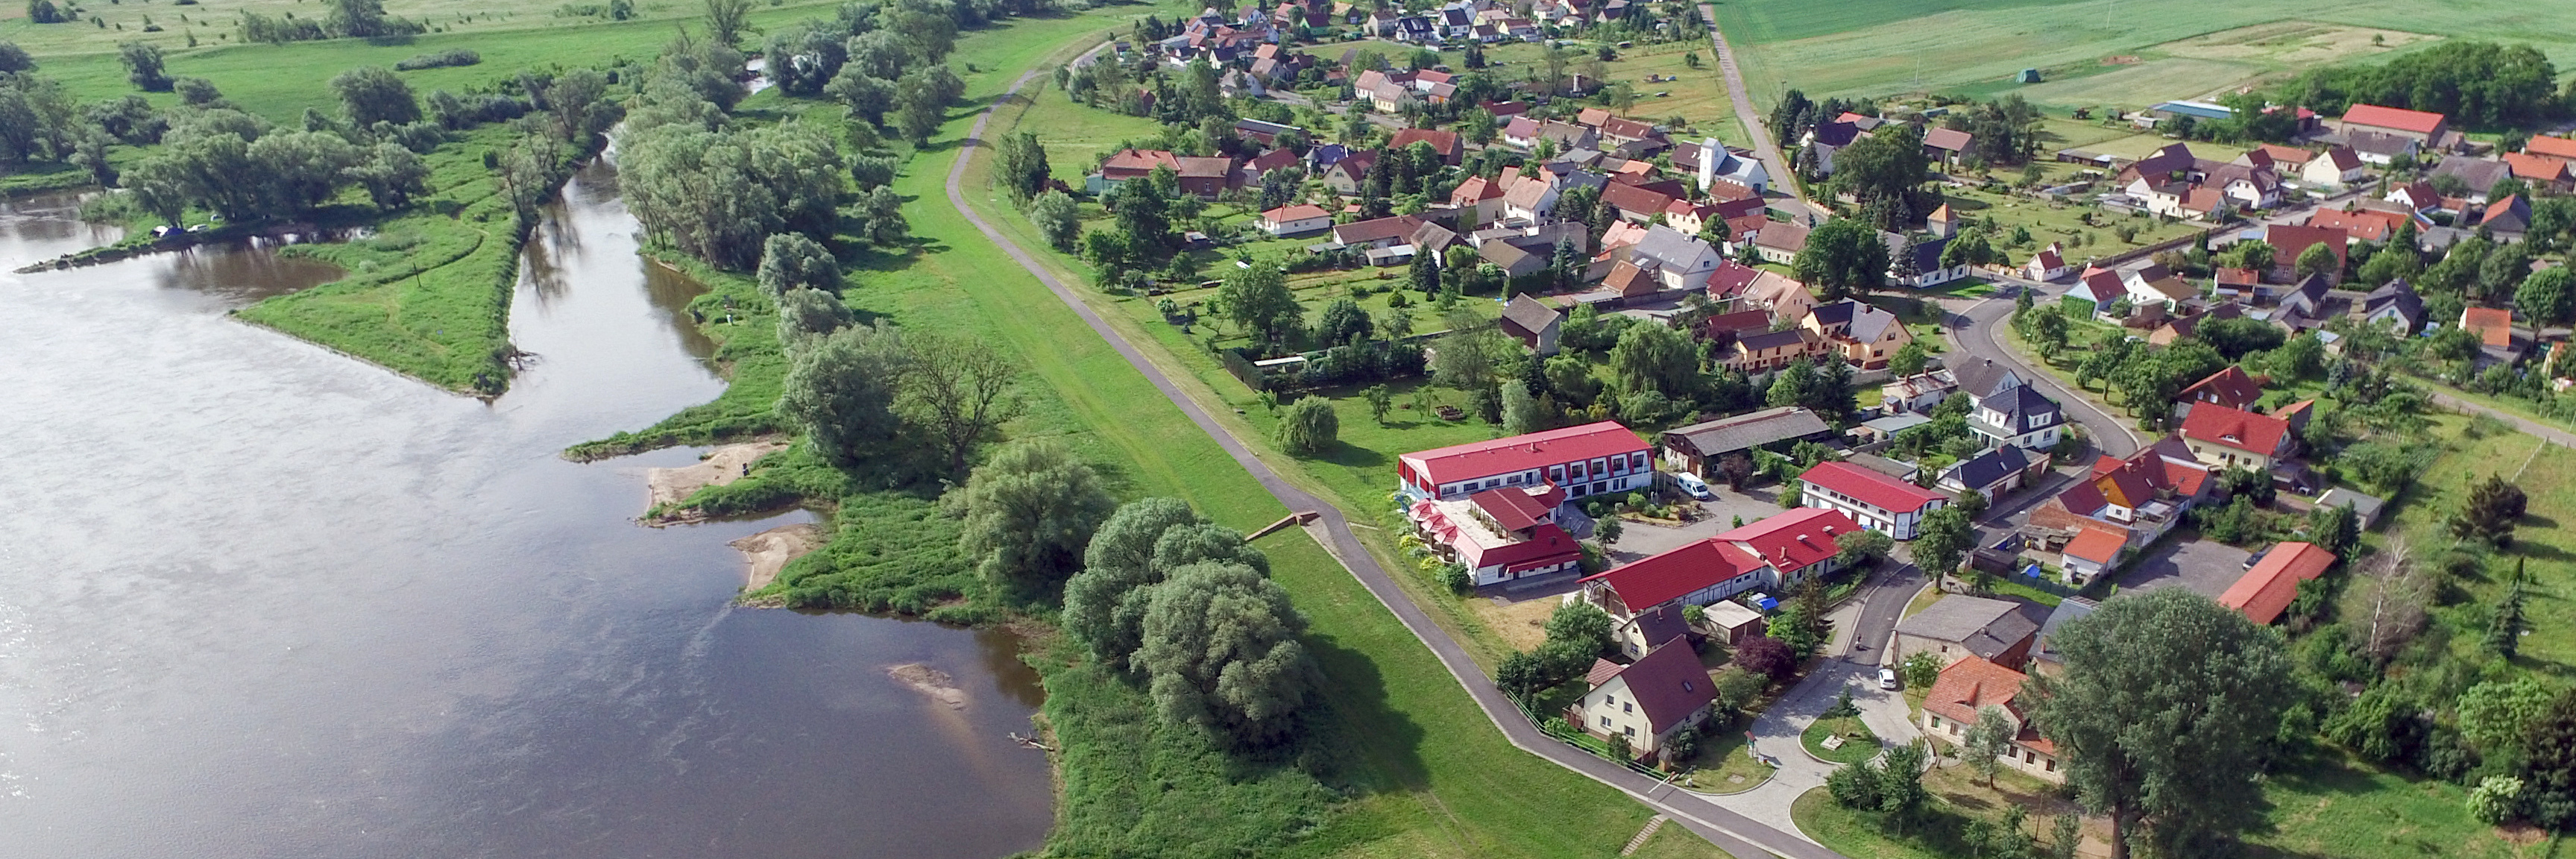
[1398,421,1654,502]
[1920,655,2064,783]
[1406,485,1584,587]
[1578,507,1864,617]
[2340,104,2448,144]
[1797,461,1950,539]
[2220,541,2336,624]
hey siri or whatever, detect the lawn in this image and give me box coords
[1712,0,2576,112]
[1678,722,1776,794]
[1936,183,2205,263]
[1792,762,2089,859]
[1802,714,1881,764]
[1349,39,1745,145]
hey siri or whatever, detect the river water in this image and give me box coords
[0,166,1054,858]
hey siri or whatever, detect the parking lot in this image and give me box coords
[2114,537,2252,600]
[1603,484,1790,565]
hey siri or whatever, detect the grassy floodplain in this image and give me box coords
[1710,0,2576,113]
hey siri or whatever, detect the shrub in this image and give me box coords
[2470,775,2525,825]
[394,48,482,71]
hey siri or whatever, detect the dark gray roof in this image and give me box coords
[1632,602,1689,648]
[2431,157,2513,197]
[1896,594,2044,661]
[2032,596,2099,666]
[2362,278,2424,329]
[1949,358,2023,400]
[1947,444,2031,490]
[1500,294,1562,334]
[1735,328,1816,352]
[1810,301,1857,327]
[1990,384,2059,423]
[1663,406,1831,456]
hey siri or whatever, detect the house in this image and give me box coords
[1600,182,1678,224]
[2179,403,2296,471]
[2460,306,2528,366]
[2023,244,2068,282]
[2294,145,2366,186]
[2387,180,2443,213]
[1925,204,1961,239]
[2429,157,2511,204]
[1752,221,1810,265]
[1232,118,1300,146]
[1331,215,1427,250]
[2062,268,2124,319]
[2484,194,2533,242]
[1893,594,2044,669]
[2176,366,2261,417]
[1799,461,1951,539]
[1716,506,1862,589]
[1088,148,1182,192]
[1950,358,2026,403]
[1618,226,1725,292]
[1923,127,1974,169]
[2358,278,2425,334]
[1739,266,1816,325]
[1880,370,1960,415]
[2307,207,2393,243]
[1320,150,1377,194]
[1398,421,1653,501]
[1802,120,1865,176]
[1174,155,1235,198]
[1498,294,1563,356]
[1571,638,1718,762]
[1608,603,1694,661]
[1256,204,1333,236]
[2274,272,2335,328]
[1968,383,2064,451]
[2503,153,2574,194]
[2057,523,2129,584]
[1405,485,1584,586]
[1447,168,1515,227]
[1578,530,1772,618]
[2262,224,2347,283]
[1939,444,2046,502]
[1722,327,1826,374]
[1919,656,2065,783]
[1804,299,1915,369]
[2219,541,2335,625]
[2027,440,2212,578]
[1695,137,1772,194]
[1657,406,1833,479]
[2527,134,2576,164]
[2121,264,2197,311]
[2340,104,2448,145]
[1889,233,1971,288]
[2346,131,2419,166]
[1388,128,1463,166]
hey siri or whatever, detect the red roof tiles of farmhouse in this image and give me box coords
[2220,541,2334,624]
[1399,421,1646,488]
[1798,461,1948,514]
[1580,537,1768,611]
[2528,135,2576,162]
[1716,507,1862,572]
[2343,104,2445,135]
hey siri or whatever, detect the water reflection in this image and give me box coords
[0,163,1053,858]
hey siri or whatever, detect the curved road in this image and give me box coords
[945,69,1848,859]
[1947,280,2145,459]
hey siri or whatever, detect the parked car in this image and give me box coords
[1878,667,1899,690]
[1672,471,1713,500]
[2243,547,2270,570]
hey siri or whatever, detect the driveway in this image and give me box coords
[2115,537,2250,600]
[1606,486,1785,564]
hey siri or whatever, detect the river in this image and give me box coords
[0,166,1054,858]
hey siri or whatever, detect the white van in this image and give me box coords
[1672,472,1713,500]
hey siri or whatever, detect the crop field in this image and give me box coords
[0,0,809,57]
[1711,0,2576,112]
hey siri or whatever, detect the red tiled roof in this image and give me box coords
[2528,135,2576,162]
[1716,507,1862,573]
[2343,104,2445,136]
[1449,174,1502,205]
[1401,421,1648,488]
[1706,260,1761,298]
[1470,486,1553,532]
[2062,525,2126,564]
[1581,538,1769,611]
[1601,182,1678,217]
[1102,148,1182,177]
[1923,127,1973,152]
[2463,306,2515,348]
[1176,156,1234,179]
[1390,128,1461,157]
[1923,655,2027,729]
[2307,208,2391,243]
[1261,204,1329,222]
[2029,246,2063,270]
[2220,541,2335,624]
[2504,152,2570,183]
[2180,403,2292,457]
[1798,461,1949,515]
[2254,143,2314,166]
[2179,366,2262,409]
[2265,224,2348,271]
[2215,267,2258,286]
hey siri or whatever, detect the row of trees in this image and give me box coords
[755,0,974,144]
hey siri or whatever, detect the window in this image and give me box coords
[1599,715,1611,728]
[1631,453,1647,471]
[1549,465,1565,482]
[1622,702,1633,714]
[2044,759,2056,773]
[1623,726,1636,737]
[1508,474,1522,485]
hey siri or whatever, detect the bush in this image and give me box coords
[1735,634,1795,679]
[1435,563,1471,594]
[394,48,482,71]
[2470,775,2526,825]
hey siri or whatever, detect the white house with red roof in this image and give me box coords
[1256,204,1332,236]
[1716,506,1862,588]
[1798,461,1950,539]
[1397,421,1652,502]
[1405,484,1584,587]
[2179,403,2295,471]
[1579,506,1864,617]
[2021,243,2068,282]
[1921,656,2064,783]
[2174,365,2261,418]
[2340,104,2447,145]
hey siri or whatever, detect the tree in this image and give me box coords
[1316,298,1373,347]
[1834,529,1894,567]
[1364,385,1395,425]
[2469,776,2527,825]
[1887,342,1928,378]
[776,321,906,466]
[1136,560,1320,746]
[118,42,171,92]
[2028,588,2295,859]
[898,332,1021,476]
[1219,265,1303,350]
[704,0,755,47]
[1608,321,1698,400]
[1877,741,1930,828]
[1965,705,2016,787]
[1500,380,1543,435]
[1546,600,1616,655]
[1063,499,1263,664]
[895,65,963,145]
[2517,267,2576,327]
[325,0,419,38]
[22,1,69,25]
[1911,506,1974,578]
[2225,239,2276,273]
[331,66,420,128]
[1276,396,1340,456]
[995,130,1051,202]
[2295,242,2340,284]
[955,440,1117,600]
[1027,189,1081,251]
[1900,651,1943,689]
[2457,676,2554,755]
[757,233,843,297]
[2490,560,2529,658]
[1596,517,1624,548]
[345,141,430,210]
[1792,218,1890,301]
[1734,633,1795,680]
[2521,687,2576,830]
[775,288,854,342]
[2450,474,2528,546]
[620,120,845,268]
[2032,308,2069,359]
[2352,537,2428,664]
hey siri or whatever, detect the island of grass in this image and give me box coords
[1678,727,1776,794]
[1803,714,1880,765]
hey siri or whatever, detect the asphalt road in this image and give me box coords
[1945,277,2147,459]
[1696,4,1823,224]
[948,67,1851,859]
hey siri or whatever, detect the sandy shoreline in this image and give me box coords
[643,440,787,520]
[730,523,825,591]
[887,663,969,709]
